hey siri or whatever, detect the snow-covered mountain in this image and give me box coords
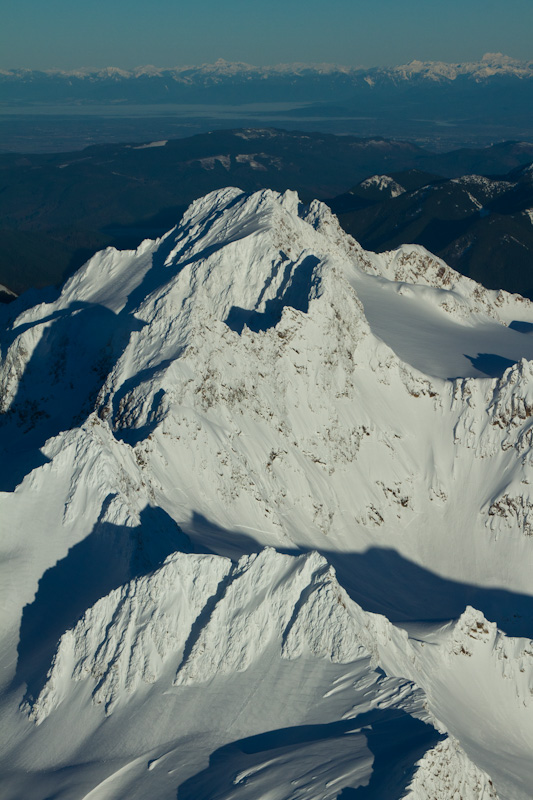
[385,52,533,82]
[2,54,532,108]
[1,187,533,798]
[3,53,532,84]
[330,161,533,300]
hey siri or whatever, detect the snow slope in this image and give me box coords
[1,187,533,798]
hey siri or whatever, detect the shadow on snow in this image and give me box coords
[14,498,190,703]
[0,229,183,491]
[185,513,533,639]
[176,709,441,800]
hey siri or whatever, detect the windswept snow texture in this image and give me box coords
[1,187,533,799]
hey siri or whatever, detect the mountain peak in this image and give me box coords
[3,186,533,799]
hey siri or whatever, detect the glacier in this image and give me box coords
[1,187,533,798]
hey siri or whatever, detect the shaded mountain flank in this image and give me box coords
[1,128,533,299]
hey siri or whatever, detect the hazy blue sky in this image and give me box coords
[2,0,532,70]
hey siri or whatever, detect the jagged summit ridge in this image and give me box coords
[26,549,365,721]
[24,545,532,799]
[4,188,533,573]
[3,187,533,799]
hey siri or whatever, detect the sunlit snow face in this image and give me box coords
[2,187,533,800]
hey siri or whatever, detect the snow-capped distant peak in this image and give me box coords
[359,174,406,197]
[2,54,532,82]
[131,140,168,149]
[390,52,533,81]
[0,283,17,300]
[450,174,514,198]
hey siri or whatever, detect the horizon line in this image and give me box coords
[1,53,531,75]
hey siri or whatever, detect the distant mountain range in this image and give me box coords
[2,54,533,155]
[1,128,533,300]
[2,54,533,105]
[0,53,533,118]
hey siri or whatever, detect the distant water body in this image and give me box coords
[0,103,529,154]
[0,102,314,117]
